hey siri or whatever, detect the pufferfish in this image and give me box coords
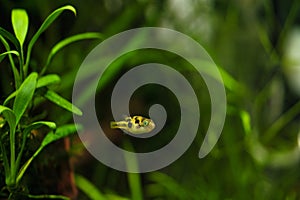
[110,116,155,134]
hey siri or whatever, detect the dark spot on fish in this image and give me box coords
[128,122,132,128]
[135,119,140,124]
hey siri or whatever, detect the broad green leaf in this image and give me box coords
[41,32,103,74]
[13,72,38,124]
[36,74,61,88]
[44,89,82,116]
[11,9,28,47]
[17,124,79,183]
[4,74,60,106]
[75,174,106,200]
[0,27,20,50]
[24,5,76,75]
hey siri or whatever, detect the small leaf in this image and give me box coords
[13,72,38,124]
[36,74,61,88]
[44,89,82,116]
[12,9,29,47]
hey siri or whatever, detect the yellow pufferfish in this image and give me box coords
[110,116,155,134]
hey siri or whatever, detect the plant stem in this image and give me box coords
[16,145,42,184]
[9,129,16,186]
[0,137,10,182]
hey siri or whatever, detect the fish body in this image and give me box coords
[110,116,155,134]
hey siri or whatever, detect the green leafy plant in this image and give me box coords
[0,5,102,199]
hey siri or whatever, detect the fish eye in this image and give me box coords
[143,120,149,126]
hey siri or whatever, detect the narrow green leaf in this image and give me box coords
[0,50,19,63]
[27,194,70,200]
[264,100,300,141]
[27,194,71,200]
[4,74,60,106]
[75,174,106,200]
[17,124,79,184]
[123,139,143,200]
[41,32,103,75]
[12,9,29,47]
[41,124,79,147]
[0,34,20,88]
[15,121,56,184]
[13,72,38,124]
[36,74,61,88]
[24,5,76,76]
[24,121,56,137]
[0,105,17,186]
[0,105,16,134]
[44,89,82,116]
[0,27,20,50]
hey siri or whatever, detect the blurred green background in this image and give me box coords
[1,0,300,199]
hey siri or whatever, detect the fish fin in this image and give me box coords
[110,121,118,129]
[110,121,127,129]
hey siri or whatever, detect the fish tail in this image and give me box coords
[110,121,127,129]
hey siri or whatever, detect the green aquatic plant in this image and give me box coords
[0,5,102,199]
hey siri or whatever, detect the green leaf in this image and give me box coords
[36,74,61,88]
[0,105,17,135]
[0,27,20,50]
[13,72,38,124]
[0,50,19,63]
[41,32,103,75]
[11,9,28,47]
[41,124,79,147]
[26,194,70,200]
[123,139,143,200]
[75,174,106,200]
[24,5,76,76]
[0,105,16,183]
[17,124,79,183]
[0,34,20,88]
[43,89,82,116]
[15,121,56,184]
[4,74,60,106]
[24,121,56,135]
